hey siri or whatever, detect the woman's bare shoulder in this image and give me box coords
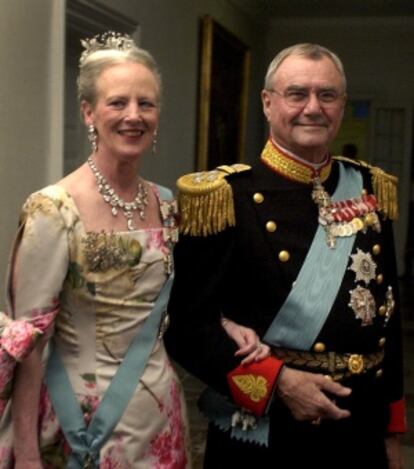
[57,163,93,198]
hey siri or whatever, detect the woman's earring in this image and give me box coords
[152,130,158,155]
[88,124,98,153]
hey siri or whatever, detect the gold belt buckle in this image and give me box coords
[347,354,364,374]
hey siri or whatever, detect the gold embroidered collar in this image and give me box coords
[260,139,332,184]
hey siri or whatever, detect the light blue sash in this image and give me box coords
[263,163,362,351]
[45,273,173,468]
[45,185,175,468]
[200,163,363,447]
[199,164,363,446]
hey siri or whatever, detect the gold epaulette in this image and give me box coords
[334,156,398,220]
[177,164,251,236]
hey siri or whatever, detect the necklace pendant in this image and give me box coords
[87,156,148,228]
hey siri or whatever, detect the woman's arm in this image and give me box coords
[7,189,70,467]
[12,345,44,469]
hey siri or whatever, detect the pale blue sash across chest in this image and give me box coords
[45,185,175,468]
[199,164,363,447]
[263,163,362,351]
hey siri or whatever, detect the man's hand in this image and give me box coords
[276,366,352,422]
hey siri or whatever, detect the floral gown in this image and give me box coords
[0,184,191,468]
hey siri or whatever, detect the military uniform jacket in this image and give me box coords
[166,144,405,437]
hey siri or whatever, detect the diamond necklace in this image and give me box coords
[88,156,148,231]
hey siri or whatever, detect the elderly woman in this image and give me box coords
[0,32,189,469]
[0,32,267,469]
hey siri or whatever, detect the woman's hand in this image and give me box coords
[221,317,270,364]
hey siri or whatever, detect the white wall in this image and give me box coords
[0,0,65,307]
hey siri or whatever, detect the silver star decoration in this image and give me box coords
[348,248,377,285]
[349,285,376,326]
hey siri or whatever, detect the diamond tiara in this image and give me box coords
[79,31,135,66]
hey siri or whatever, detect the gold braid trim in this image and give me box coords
[177,164,251,236]
[261,140,332,184]
[334,156,398,220]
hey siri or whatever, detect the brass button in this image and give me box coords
[378,337,386,347]
[365,213,376,226]
[313,342,326,353]
[378,305,386,316]
[278,250,290,262]
[372,244,381,255]
[253,192,264,204]
[266,220,277,232]
[348,354,364,374]
[376,369,383,378]
[376,274,384,284]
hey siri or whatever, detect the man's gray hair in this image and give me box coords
[264,43,347,91]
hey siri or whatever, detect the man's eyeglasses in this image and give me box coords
[268,88,345,108]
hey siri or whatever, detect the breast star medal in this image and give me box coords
[348,248,377,285]
[349,285,376,326]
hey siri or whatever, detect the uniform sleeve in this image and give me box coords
[166,230,283,415]
[166,229,239,394]
[361,167,405,432]
[381,218,406,433]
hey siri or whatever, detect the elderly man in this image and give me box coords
[166,43,405,468]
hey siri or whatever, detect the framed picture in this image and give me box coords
[196,16,250,170]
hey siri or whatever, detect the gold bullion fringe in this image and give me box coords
[178,181,235,236]
[370,166,398,220]
[334,156,399,221]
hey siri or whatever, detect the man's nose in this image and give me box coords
[303,93,323,113]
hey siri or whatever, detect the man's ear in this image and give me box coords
[261,90,272,122]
